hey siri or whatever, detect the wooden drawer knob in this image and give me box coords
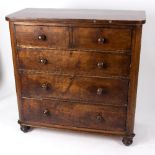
[40,58,48,64]
[96,113,104,122]
[97,62,104,69]
[41,83,48,90]
[97,88,103,95]
[43,109,50,116]
[38,34,46,41]
[98,37,105,44]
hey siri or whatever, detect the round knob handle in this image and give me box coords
[41,83,48,90]
[97,88,103,95]
[40,58,48,64]
[43,109,49,116]
[96,113,104,122]
[97,62,104,69]
[38,34,46,41]
[98,37,105,44]
[96,115,102,121]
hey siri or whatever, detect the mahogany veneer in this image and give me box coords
[6,8,146,145]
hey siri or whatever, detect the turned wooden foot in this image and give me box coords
[20,125,31,133]
[18,120,31,133]
[122,134,135,146]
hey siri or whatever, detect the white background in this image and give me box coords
[0,0,155,154]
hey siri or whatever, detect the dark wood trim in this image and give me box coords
[13,21,135,28]
[126,25,142,135]
[18,120,126,136]
[6,18,146,25]
[9,22,23,120]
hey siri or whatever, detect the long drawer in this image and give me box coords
[20,73,129,106]
[18,49,131,77]
[21,98,127,132]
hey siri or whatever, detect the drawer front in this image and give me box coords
[73,27,132,50]
[15,25,69,49]
[18,49,131,77]
[21,98,126,132]
[21,73,129,106]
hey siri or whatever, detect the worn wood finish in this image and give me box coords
[8,22,23,120]
[16,25,132,51]
[18,49,131,77]
[73,27,132,50]
[6,8,145,25]
[127,26,143,135]
[21,98,127,132]
[21,73,129,105]
[6,9,146,146]
[15,25,69,49]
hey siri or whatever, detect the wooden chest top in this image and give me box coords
[6,8,146,24]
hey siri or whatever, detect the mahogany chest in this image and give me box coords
[6,8,146,145]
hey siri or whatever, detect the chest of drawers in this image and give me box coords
[6,8,145,145]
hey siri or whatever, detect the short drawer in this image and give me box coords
[18,49,131,77]
[15,25,69,49]
[21,98,127,132]
[73,27,132,50]
[21,73,129,106]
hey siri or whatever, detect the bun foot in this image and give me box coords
[122,134,135,146]
[20,125,31,133]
